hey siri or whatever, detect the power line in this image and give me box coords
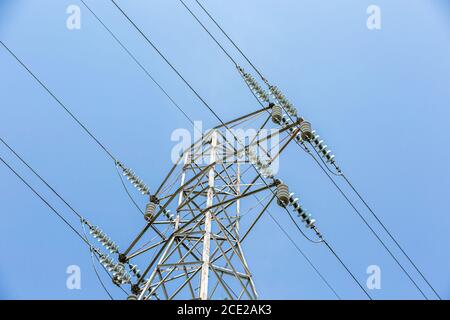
[107,1,298,226]
[2,0,437,300]
[247,187,340,299]
[0,40,156,220]
[82,0,257,222]
[0,137,84,220]
[306,142,439,298]
[109,0,227,128]
[104,0,279,193]
[306,134,440,299]
[192,0,266,80]
[342,174,442,300]
[323,240,372,300]
[179,1,438,299]
[270,165,372,300]
[0,41,116,162]
[79,0,195,127]
[114,163,145,216]
[0,156,91,248]
[0,138,340,299]
[0,139,129,298]
[302,143,428,299]
[178,0,238,67]
[0,0,371,300]
[81,222,114,300]
[82,0,247,227]
[108,0,272,201]
[177,0,297,126]
[91,249,114,300]
[173,0,389,299]
[266,211,341,300]
[3,1,334,300]
[107,0,370,299]
[285,203,323,244]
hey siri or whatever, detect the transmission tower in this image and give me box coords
[107,103,319,300]
[0,30,359,301]
[1,0,441,300]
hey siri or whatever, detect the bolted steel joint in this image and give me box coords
[118,253,128,264]
[131,284,141,295]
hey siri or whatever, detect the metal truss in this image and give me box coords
[118,106,307,300]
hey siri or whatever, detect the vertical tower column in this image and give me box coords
[199,130,218,300]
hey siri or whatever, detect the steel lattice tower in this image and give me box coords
[114,104,318,300]
[2,1,438,300]
[140,129,260,300]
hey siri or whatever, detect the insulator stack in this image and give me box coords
[88,224,119,254]
[274,182,317,229]
[276,183,290,207]
[271,103,283,124]
[98,253,132,285]
[269,85,298,118]
[99,253,116,272]
[164,208,174,221]
[280,115,304,144]
[288,193,316,228]
[299,121,313,141]
[116,161,150,195]
[129,264,141,278]
[237,66,270,102]
[124,168,150,195]
[128,294,138,300]
[113,263,132,285]
[310,131,339,170]
[247,148,274,178]
[144,202,157,222]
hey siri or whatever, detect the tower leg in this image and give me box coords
[199,131,218,300]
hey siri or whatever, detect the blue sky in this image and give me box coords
[0,0,449,300]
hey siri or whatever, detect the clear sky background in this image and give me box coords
[0,0,449,300]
